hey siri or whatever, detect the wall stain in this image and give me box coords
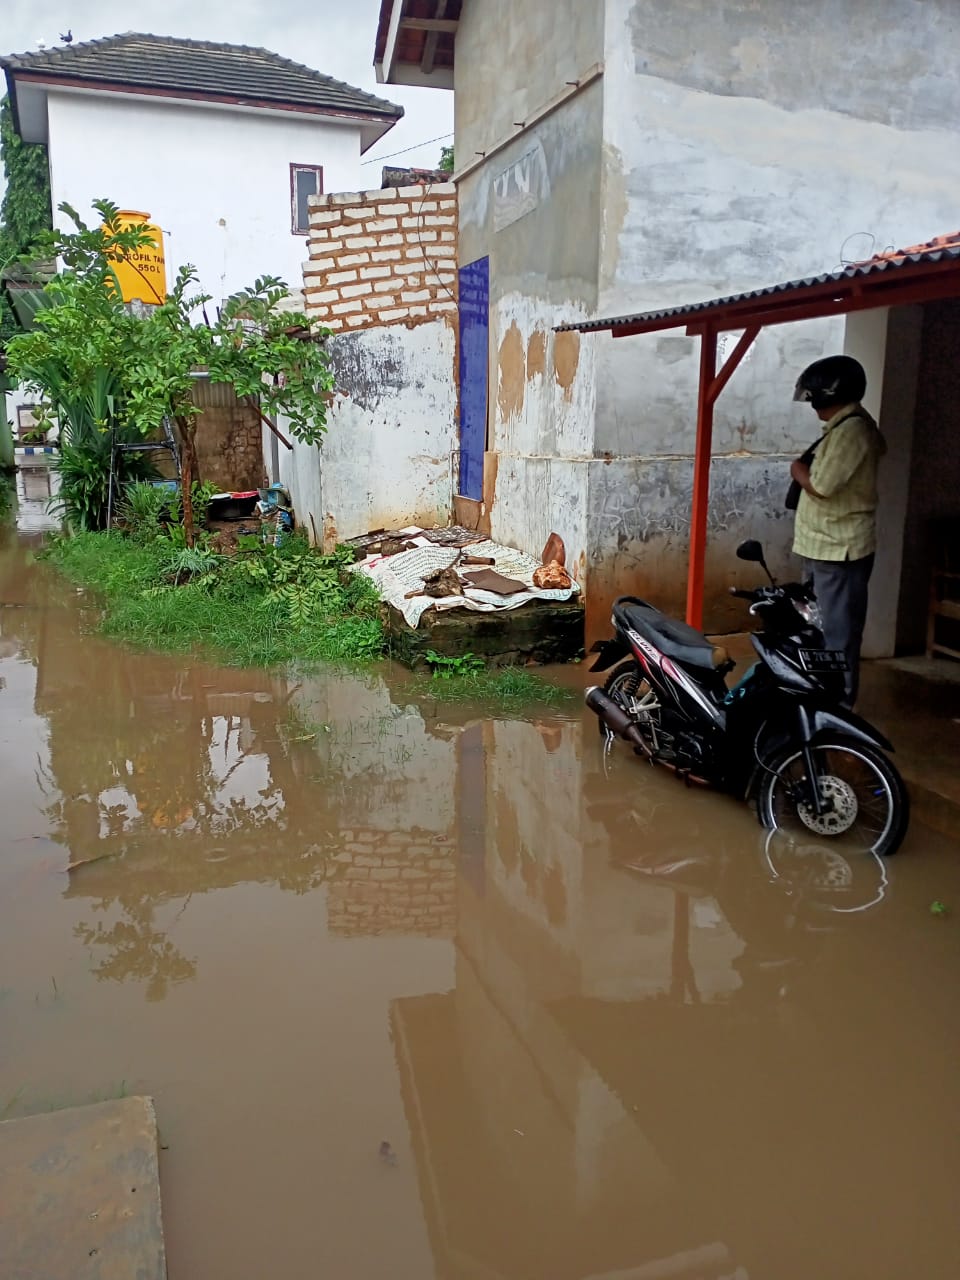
[327,332,407,412]
[498,322,526,422]
[553,330,580,401]
[527,329,547,380]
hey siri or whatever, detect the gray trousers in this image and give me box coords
[804,554,875,706]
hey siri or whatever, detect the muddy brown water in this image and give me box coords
[2,502,960,1280]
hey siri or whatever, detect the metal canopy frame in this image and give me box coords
[570,252,960,629]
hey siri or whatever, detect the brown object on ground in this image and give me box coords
[533,562,573,590]
[540,532,566,568]
[460,556,496,566]
[462,569,529,595]
[421,567,464,598]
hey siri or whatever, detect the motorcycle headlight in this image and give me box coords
[795,597,822,628]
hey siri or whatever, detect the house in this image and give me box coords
[374,0,960,653]
[2,31,404,489]
[2,32,403,308]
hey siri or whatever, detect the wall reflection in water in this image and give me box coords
[4,523,945,1280]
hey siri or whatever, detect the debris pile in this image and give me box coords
[347,527,580,629]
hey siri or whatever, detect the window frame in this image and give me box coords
[290,163,324,235]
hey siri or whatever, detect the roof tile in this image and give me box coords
[2,32,403,120]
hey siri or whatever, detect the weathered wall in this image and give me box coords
[588,0,960,630]
[455,0,604,583]
[46,90,373,311]
[278,321,457,544]
[284,184,459,542]
[192,381,265,493]
[455,0,604,168]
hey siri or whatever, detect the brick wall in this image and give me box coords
[303,184,458,332]
[327,827,457,937]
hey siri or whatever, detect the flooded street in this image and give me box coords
[2,493,960,1280]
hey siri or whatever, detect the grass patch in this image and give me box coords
[422,664,576,709]
[44,530,385,668]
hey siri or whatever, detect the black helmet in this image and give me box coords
[793,355,866,410]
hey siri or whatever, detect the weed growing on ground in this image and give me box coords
[44,530,385,668]
[423,653,575,709]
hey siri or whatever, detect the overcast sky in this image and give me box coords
[1,0,454,186]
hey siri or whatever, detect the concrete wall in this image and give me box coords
[45,90,370,310]
[898,300,960,653]
[590,0,960,631]
[280,183,459,543]
[844,306,923,659]
[454,0,605,589]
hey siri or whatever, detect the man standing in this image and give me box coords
[790,354,885,706]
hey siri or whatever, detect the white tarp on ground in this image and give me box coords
[351,538,580,629]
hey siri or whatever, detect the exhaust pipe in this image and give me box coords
[586,686,652,757]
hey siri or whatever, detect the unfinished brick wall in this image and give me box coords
[303,183,458,331]
[326,828,457,937]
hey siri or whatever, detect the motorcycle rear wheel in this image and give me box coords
[602,659,662,752]
[757,735,909,857]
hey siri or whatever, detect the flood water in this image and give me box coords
[2,484,960,1279]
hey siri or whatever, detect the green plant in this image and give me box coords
[119,481,179,542]
[439,144,455,173]
[0,94,52,347]
[421,663,576,709]
[424,649,485,679]
[6,199,335,544]
[51,432,157,532]
[158,544,221,587]
[191,479,218,528]
[45,530,386,668]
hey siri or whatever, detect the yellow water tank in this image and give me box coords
[106,210,167,305]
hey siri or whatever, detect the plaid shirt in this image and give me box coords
[793,403,885,562]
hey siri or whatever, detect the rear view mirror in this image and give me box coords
[736,539,765,563]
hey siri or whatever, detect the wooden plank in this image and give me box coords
[401,17,460,32]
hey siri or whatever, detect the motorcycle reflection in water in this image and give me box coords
[586,539,910,856]
[614,821,890,1002]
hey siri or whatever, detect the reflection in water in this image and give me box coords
[2,524,960,1280]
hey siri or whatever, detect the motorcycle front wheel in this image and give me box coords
[757,735,910,857]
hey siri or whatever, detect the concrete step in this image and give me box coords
[0,1096,167,1279]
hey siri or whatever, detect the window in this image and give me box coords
[290,164,324,234]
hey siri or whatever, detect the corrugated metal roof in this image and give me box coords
[2,32,404,120]
[556,240,960,334]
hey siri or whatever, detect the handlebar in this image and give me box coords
[728,587,758,600]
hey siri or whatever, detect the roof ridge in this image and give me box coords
[1,31,403,117]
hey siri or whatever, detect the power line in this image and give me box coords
[361,131,453,165]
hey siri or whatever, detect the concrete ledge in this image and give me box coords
[0,1096,166,1279]
[385,598,585,668]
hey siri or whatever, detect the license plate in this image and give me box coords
[799,648,848,673]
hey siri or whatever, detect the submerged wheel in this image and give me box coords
[757,735,910,857]
[601,659,662,754]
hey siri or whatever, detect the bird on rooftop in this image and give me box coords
[60,30,73,44]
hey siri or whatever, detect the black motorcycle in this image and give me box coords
[586,540,910,856]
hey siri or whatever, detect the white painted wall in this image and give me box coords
[45,89,371,309]
[278,320,457,547]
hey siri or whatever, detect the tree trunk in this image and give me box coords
[176,416,200,548]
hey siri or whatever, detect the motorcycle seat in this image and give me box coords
[613,597,730,671]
